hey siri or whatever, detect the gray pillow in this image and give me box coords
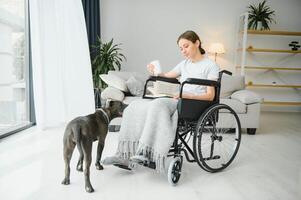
[126,76,144,96]
[220,74,245,98]
[99,74,128,92]
[231,89,262,104]
[101,86,125,101]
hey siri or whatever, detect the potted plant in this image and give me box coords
[247,0,276,30]
[91,38,126,107]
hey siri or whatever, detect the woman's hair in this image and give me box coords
[177,30,206,55]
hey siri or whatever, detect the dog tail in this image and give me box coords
[72,126,84,157]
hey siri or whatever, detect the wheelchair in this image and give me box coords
[140,70,242,185]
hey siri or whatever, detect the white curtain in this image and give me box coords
[29,0,95,129]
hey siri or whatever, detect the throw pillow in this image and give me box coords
[231,89,262,104]
[99,74,128,92]
[126,76,144,96]
[101,86,125,101]
[220,74,245,98]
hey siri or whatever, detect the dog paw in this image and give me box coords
[95,163,104,170]
[61,178,70,185]
[85,185,94,193]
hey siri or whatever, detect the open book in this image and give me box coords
[147,81,179,98]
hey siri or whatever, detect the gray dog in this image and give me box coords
[61,101,126,193]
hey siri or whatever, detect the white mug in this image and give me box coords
[150,60,162,76]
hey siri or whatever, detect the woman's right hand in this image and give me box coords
[147,64,155,75]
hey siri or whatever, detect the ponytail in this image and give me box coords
[199,46,206,55]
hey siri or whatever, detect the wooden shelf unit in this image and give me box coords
[246,83,301,88]
[235,13,301,107]
[236,66,301,71]
[262,101,301,106]
[247,46,301,53]
[247,30,301,36]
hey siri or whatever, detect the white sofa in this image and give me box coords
[219,73,262,134]
[100,71,262,134]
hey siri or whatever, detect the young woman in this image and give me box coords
[102,30,219,171]
[148,30,219,100]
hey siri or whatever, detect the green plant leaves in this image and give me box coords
[247,0,275,30]
[91,37,126,89]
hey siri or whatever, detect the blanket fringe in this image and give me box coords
[116,141,167,173]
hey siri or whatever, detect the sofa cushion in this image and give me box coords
[231,89,262,104]
[220,98,247,114]
[126,76,144,96]
[99,74,128,92]
[220,74,245,98]
[101,86,125,101]
[123,96,141,105]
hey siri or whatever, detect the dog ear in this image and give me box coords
[109,100,120,108]
[109,100,114,107]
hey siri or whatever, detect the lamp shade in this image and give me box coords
[208,43,225,54]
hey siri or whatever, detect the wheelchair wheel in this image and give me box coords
[167,157,182,186]
[193,104,241,172]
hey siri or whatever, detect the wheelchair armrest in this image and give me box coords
[179,78,220,98]
[147,76,180,84]
[182,78,219,87]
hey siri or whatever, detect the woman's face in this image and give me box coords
[178,38,200,60]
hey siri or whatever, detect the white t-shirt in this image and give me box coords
[171,57,219,95]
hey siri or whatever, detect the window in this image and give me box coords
[0,0,34,138]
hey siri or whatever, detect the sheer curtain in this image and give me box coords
[29,0,95,129]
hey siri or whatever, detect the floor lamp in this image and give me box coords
[208,43,225,63]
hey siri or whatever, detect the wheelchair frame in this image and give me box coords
[140,70,242,185]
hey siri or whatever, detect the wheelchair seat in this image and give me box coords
[177,99,216,121]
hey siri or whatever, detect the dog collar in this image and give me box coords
[97,108,110,124]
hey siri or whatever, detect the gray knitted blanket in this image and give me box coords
[116,98,178,172]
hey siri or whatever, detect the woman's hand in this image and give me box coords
[147,64,155,75]
[173,94,180,99]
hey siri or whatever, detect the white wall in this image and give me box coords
[100,0,301,76]
[101,0,301,111]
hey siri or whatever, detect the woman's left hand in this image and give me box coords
[147,64,155,75]
[173,94,180,99]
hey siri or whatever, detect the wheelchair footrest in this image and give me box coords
[137,160,156,169]
[147,161,156,169]
[130,157,156,169]
[113,163,132,171]
[203,155,221,161]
